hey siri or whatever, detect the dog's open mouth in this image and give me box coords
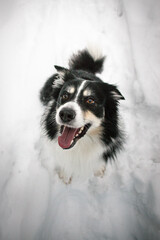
[58,124,91,149]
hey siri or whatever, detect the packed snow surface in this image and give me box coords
[0,0,160,240]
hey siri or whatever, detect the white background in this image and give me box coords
[0,0,160,239]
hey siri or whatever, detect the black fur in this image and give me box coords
[69,49,105,74]
[44,102,58,140]
[40,74,62,106]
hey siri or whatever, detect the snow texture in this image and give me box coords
[0,0,160,239]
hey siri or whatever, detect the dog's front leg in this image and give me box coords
[94,164,106,178]
[57,168,72,184]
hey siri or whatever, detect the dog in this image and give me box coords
[40,49,125,184]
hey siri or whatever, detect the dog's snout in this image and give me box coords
[59,108,76,123]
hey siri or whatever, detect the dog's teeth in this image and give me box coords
[79,127,84,133]
[71,140,73,144]
[76,134,79,137]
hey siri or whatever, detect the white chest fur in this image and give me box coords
[40,133,106,181]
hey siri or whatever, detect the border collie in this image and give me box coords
[40,49,125,184]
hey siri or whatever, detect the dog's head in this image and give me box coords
[40,65,124,150]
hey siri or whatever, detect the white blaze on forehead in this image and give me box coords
[75,80,87,102]
[66,86,75,94]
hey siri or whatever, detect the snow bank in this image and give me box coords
[0,0,160,239]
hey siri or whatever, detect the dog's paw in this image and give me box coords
[94,165,106,178]
[58,170,72,185]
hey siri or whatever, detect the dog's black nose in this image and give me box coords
[59,108,76,123]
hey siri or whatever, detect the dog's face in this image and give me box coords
[56,79,106,149]
[41,68,124,150]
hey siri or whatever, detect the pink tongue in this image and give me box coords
[58,126,78,149]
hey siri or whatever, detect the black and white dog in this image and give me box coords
[40,49,125,183]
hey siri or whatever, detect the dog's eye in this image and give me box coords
[62,93,69,100]
[86,98,95,104]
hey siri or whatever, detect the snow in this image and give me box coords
[0,0,160,239]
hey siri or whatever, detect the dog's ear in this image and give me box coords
[40,66,75,106]
[110,87,125,100]
[40,65,78,105]
[101,83,124,101]
[53,65,68,86]
[54,65,70,80]
[105,84,125,101]
[54,65,68,73]
[40,72,65,106]
[54,65,76,83]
